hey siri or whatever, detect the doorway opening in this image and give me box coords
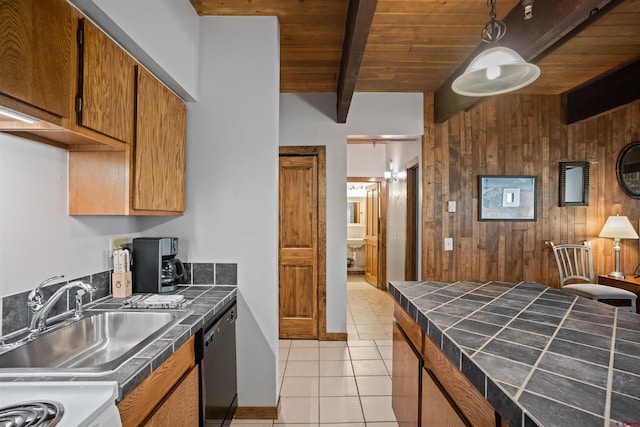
[346,135,421,288]
[347,177,387,290]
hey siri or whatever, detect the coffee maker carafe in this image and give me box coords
[133,237,186,293]
[162,258,186,286]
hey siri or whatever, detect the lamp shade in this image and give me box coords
[599,215,639,239]
[452,47,541,97]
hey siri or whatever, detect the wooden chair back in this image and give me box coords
[546,240,594,287]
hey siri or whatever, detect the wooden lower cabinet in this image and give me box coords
[144,365,199,426]
[421,367,467,427]
[392,302,503,427]
[392,322,420,427]
[117,336,196,427]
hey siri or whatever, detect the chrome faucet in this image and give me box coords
[28,280,96,335]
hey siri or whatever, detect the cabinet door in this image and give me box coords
[421,367,468,427]
[78,19,134,143]
[392,322,420,427]
[134,67,186,212]
[0,0,75,117]
[144,365,199,427]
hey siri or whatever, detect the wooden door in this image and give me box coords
[365,183,379,287]
[78,19,135,143]
[279,155,318,339]
[405,164,419,280]
[134,67,186,213]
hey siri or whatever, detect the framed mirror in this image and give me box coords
[617,141,640,199]
[347,201,361,223]
[559,161,589,206]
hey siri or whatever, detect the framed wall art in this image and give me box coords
[478,175,537,221]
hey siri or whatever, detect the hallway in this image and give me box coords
[231,274,398,426]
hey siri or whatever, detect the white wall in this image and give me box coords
[0,135,139,322]
[69,0,200,101]
[280,93,423,333]
[139,17,280,408]
[385,140,421,282]
[346,144,387,177]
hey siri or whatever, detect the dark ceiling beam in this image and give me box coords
[564,59,640,124]
[336,0,378,124]
[433,0,619,124]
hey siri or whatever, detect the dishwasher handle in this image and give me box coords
[204,306,235,348]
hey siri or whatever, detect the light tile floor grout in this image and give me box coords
[231,274,398,427]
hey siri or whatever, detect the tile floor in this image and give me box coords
[231,274,398,426]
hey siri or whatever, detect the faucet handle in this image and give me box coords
[27,289,45,311]
[28,275,65,312]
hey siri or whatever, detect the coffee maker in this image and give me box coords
[132,237,186,293]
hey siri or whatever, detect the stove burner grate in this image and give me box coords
[0,400,63,427]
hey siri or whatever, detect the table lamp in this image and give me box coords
[599,215,639,278]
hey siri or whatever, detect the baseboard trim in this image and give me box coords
[235,397,280,419]
[322,332,348,341]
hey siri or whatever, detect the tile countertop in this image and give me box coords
[389,280,640,427]
[0,284,237,401]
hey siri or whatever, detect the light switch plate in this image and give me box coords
[444,237,453,251]
[447,201,456,212]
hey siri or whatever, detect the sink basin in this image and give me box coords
[0,310,187,376]
[347,238,365,249]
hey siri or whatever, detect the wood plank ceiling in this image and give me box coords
[189,0,640,117]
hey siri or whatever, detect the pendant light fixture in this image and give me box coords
[452,0,540,97]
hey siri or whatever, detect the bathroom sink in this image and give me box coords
[347,238,365,249]
[0,310,187,376]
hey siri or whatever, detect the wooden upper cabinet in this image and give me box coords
[68,67,186,216]
[134,67,186,213]
[77,18,135,144]
[0,0,75,119]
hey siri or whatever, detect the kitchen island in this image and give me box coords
[390,280,640,427]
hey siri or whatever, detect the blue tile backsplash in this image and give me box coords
[0,261,236,337]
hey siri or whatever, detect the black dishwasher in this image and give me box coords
[197,302,237,427]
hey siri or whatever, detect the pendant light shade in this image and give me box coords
[451,0,541,97]
[452,46,540,97]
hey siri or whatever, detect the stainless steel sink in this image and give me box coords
[0,310,187,376]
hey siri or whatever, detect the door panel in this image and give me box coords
[134,67,186,212]
[279,155,318,339]
[365,183,379,287]
[0,0,75,118]
[421,367,468,427]
[392,322,420,427]
[80,19,135,143]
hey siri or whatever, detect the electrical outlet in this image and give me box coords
[447,201,456,212]
[444,237,453,251]
[109,237,128,255]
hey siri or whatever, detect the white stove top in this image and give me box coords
[0,381,121,427]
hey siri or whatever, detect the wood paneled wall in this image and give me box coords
[422,93,640,287]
